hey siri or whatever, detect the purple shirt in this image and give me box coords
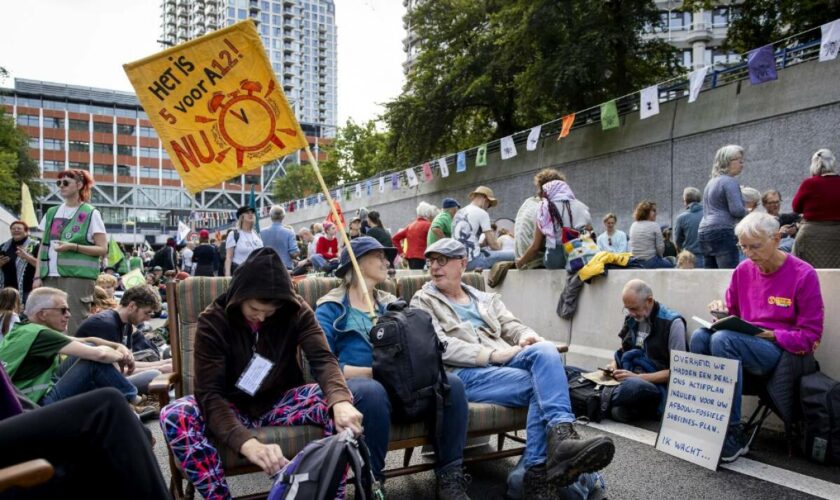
[0,364,23,421]
[726,254,824,354]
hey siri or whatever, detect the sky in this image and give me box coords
[0,0,405,125]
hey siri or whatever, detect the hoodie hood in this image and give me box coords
[220,247,300,317]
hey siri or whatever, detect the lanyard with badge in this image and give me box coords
[235,329,275,396]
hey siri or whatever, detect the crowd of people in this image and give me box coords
[0,145,835,498]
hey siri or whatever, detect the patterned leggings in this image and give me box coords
[160,384,335,499]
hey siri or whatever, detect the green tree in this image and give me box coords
[320,118,393,181]
[0,108,44,211]
[384,0,680,165]
[683,0,840,54]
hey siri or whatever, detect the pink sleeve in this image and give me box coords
[725,270,741,318]
[774,269,824,354]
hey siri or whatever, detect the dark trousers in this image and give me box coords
[0,388,168,500]
[347,374,468,481]
[407,258,426,270]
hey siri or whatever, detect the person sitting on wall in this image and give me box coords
[411,238,615,499]
[606,279,686,422]
[453,186,514,271]
[689,212,824,463]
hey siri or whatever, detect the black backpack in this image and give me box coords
[799,370,840,464]
[267,430,377,500]
[566,367,615,423]
[369,301,449,431]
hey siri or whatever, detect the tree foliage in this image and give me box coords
[684,0,840,54]
[384,0,681,165]
[0,108,44,212]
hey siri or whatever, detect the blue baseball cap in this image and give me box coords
[442,198,460,209]
[335,236,397,278]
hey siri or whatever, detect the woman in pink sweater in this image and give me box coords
[690,212,824,464]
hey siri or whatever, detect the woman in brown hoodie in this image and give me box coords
[160,247,362,499]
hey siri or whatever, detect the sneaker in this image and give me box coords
[436,466,471,500]
[720,426,749,463]
[133,404,158,422]
[522,464,557,500]
[546,423,615,486]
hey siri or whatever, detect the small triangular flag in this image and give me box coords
[640,85,659,120]
[688,66,709,103]
[526,126,541,151]
[476,145,487,166]
[500,136,517,160]
[557,113,575,140]
[406,167,419,187]
[391,173,399,189]
[422,162,434,181]
[456,152,467,173]
[379,177,385,193]
[438,157,450,177]
[820,19,840,62]
[356,183,362,198]
[600,100,619,130]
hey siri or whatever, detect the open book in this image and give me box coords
[691,315,764,336]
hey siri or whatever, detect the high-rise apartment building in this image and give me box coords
[160,0,337,131]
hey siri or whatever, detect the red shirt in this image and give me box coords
[392,217,431,260]
[792,175,840,221]
[316,236,338,259]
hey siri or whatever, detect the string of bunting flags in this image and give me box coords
[281,19,839,213]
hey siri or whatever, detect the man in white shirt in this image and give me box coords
[452,186,514,270]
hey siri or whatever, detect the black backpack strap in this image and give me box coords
[234,230,240,244]
[346,435,375,500]
[598,385,616,422]
[432,351,451,442]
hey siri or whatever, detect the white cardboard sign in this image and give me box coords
[655,351,739,470]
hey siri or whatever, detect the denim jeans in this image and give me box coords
[455,341,576,468]
[466,249,515,271]
[699,228,740,269]
[610,377,666,418]
[639,256,675,269]
[347,374,468,481]
[689,328,783,425]
[40,357,138,405]
[692,253,705,268]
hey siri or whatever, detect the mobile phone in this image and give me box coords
[599,367,614,377]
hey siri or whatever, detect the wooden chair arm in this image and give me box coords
[0,459,54,492]
[149,372,180,407]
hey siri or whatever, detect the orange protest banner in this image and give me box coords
[123,20,307,194]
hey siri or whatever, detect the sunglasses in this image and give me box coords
[44,307,71,315]
[56,179,76,187]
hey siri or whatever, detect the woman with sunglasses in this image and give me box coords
[34,169,108,336]
[314,237,471,496]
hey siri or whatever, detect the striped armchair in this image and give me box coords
[154,274,525,499]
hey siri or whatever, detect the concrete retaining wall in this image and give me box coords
[279,60,840,236]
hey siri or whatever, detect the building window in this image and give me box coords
[682,49,693,68]
[94,164,113,176]
[668,11,691,31]
[69,140,89,153]
[44,117,64,129]
[139,126,157,138]
[16,115,39,127]
[712,7,729,28]
[43,139,64,151]
[68,119,88,131]
[117,165,135,177]
[140,167,158,179]
[94,142,114,155]
[28,138,40,150]
[94,121,114,134]
[139,146,159,158]
[43,160,63,172]
[117,144,134,157]
[115,107,136,118]
[116,123,135,136]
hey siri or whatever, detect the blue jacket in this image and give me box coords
[314,286,397,370]
[260,223,299,269]
[674,202,703,255]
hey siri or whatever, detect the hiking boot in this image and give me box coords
[522,464,557,500]
[546,423,615,486]
[720,425,749,463]
[436,466,471,500]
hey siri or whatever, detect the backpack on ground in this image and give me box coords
[566,367,615,423]
[268,429,376,500]
[369,301,450,430]
[799,370,840,464]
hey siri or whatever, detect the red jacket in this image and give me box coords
[392,217,431,260]
[792,175,840,221]
[316,236,338,260]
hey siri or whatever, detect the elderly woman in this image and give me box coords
[689,212,824,463]
[741,187,762,213]
[392,201,437,269]
[314,237,470,496]
[629,201,673,269]
[0,221,40,303]
[225,206,263,276]
[34,169,108,336]
[698,145,748,269]
[792,148,840,268]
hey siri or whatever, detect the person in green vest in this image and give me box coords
[128,250,144,272]
[34,169,108,336]
[428,198,461,246]
[0,287,142,406]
